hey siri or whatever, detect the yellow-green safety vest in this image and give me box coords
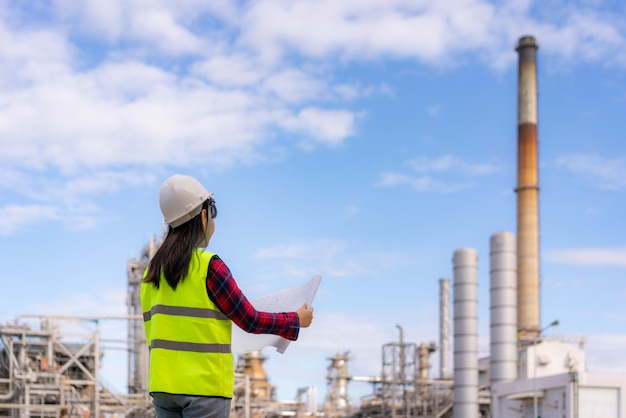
[141,249,234,398]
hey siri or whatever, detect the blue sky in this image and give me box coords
[1,0,625,404]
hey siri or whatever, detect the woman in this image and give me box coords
[141,174,314,418]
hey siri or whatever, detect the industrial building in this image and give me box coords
[2,35,625,417]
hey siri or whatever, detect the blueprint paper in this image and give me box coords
[232,274,322,354]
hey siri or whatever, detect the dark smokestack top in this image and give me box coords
[516,36,538,52]
[516,35,539,125]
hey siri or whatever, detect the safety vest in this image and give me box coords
[141,249,234,398]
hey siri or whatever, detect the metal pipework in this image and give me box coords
[515,35,540,341]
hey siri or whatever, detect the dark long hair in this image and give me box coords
[143,199,209,290]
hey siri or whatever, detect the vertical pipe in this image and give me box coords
[516,35,540,341]
[453,248,479,418]
[439,278,451,380]
[94,321,101,418]
[489,231,518,385]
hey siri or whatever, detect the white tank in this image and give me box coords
[453,248,479,418]
[490,231,518,384]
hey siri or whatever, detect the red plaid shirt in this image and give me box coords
[206,255,300,341]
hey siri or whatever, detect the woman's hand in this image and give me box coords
[296,303,314,328]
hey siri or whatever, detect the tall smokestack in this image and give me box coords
[515,35,540,341]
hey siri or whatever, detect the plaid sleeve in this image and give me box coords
[205,255,300,341]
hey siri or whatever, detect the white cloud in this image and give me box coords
[377,154,505,192]
[64,171,155,195]
[542,9,624,64]
[262,69,327,104]
[256,243,311,259]
[55,0,125,42]
[376,172,474,193]
[256,239,352,265]
[556,153,626,189]
[41,0,626,71]
[408,154,503,176]
[0,59,358,232]
[255,239,406,281]
[544,246,626,266]
[24,287,127,317]
[130,8,205,55]
[54,0,232,55]
[90,60,176,100]
[191,52,266,87]
[0,6,363,194]
[0,67,275,171]
[1,1,625,235]
[0,204,59,235]
[238,0,496,64]
[281,108,359,147]
[237,0,626,69]
[0,170,154,234]
[0,22,73,90]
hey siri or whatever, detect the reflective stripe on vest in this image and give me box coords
[141,249,234,398]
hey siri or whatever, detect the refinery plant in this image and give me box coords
[2,35,625,418]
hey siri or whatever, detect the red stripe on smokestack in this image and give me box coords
[515,35,540,341]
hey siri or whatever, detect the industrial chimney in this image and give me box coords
[515,35,540,341]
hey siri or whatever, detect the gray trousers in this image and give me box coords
[152,393,231,418]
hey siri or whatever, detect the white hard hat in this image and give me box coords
[159,174,211,228]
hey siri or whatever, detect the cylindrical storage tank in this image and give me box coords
[489,231,518,385]
[453,248,479,418]
[440,278,451,379]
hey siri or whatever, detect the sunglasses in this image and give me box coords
[207,197,217,219]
